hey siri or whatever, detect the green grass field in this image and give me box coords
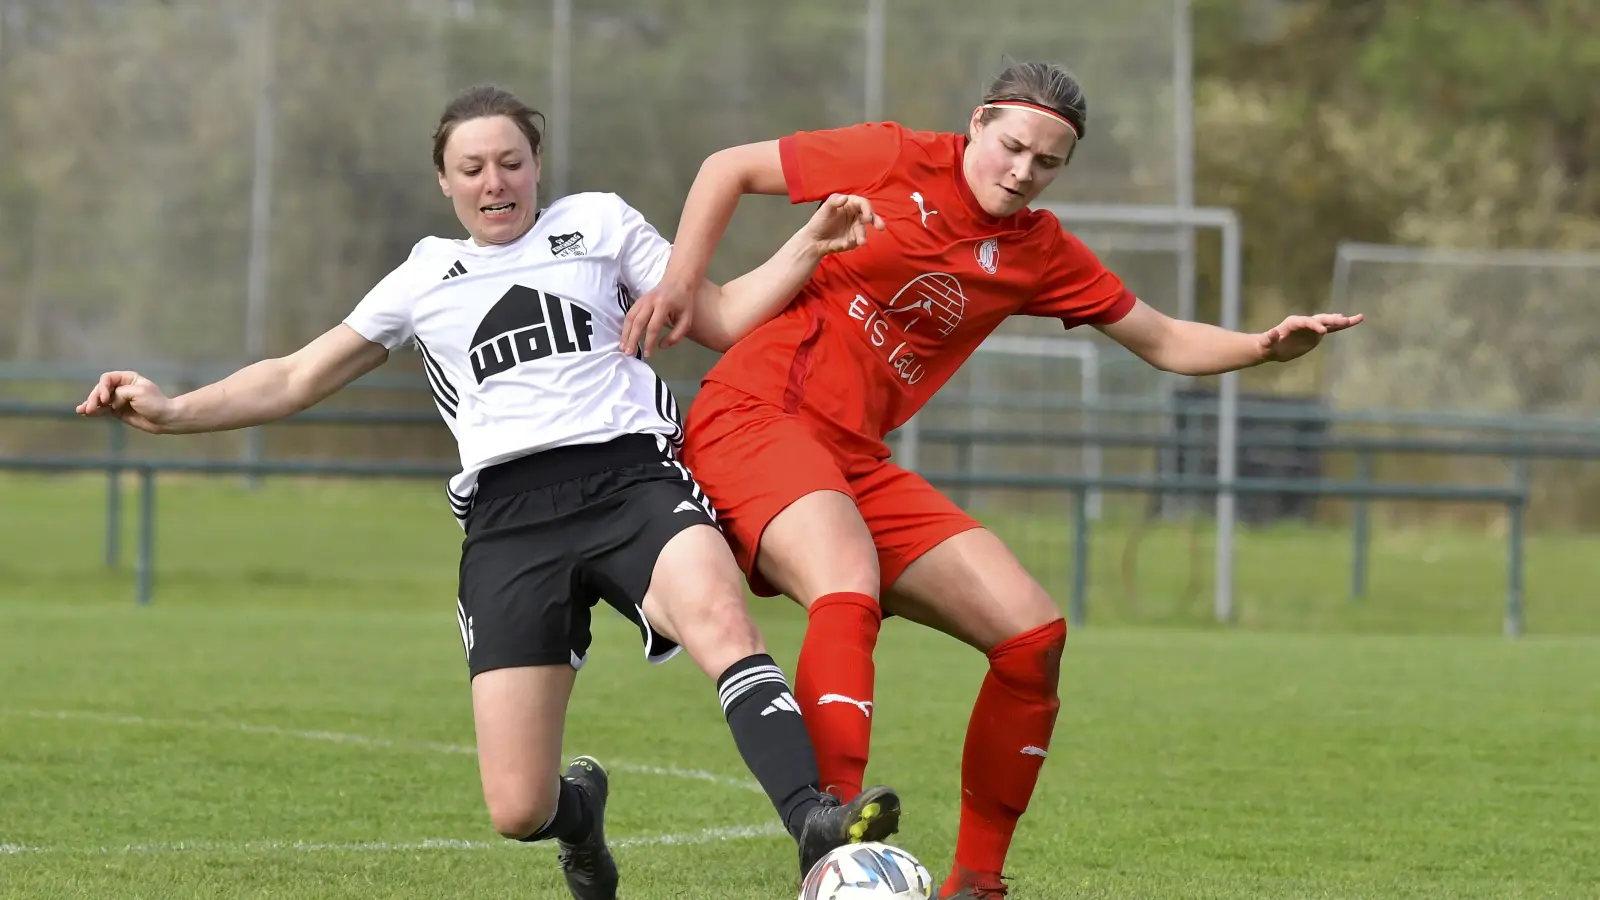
[3,475,1598,899]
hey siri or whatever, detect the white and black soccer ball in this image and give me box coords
[799,841,934,900]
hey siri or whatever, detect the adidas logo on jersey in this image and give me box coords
[442,260,468,280]
[761,692,802,716]
[549,232,586,258]
[469,285,596,385]
[672,500,700,514]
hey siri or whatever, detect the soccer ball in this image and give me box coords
[799,841,934,899]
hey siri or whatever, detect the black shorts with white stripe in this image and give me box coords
[455,433,718,677]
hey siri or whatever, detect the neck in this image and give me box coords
[472,214,536,247]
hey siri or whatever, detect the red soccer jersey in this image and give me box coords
[701,121,1135,445]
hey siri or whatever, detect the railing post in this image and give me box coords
[1351,450,1373,599]
[137,466,156,606]
[1070,487,1090,629]
[954,436,972,509]
[106,420,126,569]
[1505,458,1529,639]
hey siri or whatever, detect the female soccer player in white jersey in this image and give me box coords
[75,85,900,899]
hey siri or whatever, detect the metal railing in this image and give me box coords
[4,400,1585,638]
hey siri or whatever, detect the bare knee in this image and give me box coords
[484,779,559,839]
[1003,581,1063,643]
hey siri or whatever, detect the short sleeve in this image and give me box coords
[1022,228,1137,328]
[778,122,904,204]
[613,195,673,297]
[343,262,417,350]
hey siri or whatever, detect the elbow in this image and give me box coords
[689,322,736,353]
[700,148,744,190]
[702,142,784,196]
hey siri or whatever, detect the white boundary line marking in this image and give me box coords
[0,824,788,856]
[2,709,763,794]
[1,710,785,857]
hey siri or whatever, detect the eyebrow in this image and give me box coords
[458,150,522,163]
[1002,135,1066,165]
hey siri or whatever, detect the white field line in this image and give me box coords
[3,709,762,793]
[2,709,782,857]
[0,823,787,856]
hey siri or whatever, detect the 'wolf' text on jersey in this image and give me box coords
[470,285,596,384]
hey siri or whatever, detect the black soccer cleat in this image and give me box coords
[797,784,902,880]
[556,756,618,900]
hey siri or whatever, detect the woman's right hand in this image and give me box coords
[77,371,176,434]
[800,193,885,258]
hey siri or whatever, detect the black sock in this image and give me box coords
[717,653,826,841]
[517,777,593,844]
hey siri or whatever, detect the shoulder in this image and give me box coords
[880,126,964,170]
[540,191,640,225]
[369,235,459,296]
[1014,208,1076,250]
[538,192,657,244]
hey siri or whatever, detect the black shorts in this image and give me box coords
[455,434,719,678]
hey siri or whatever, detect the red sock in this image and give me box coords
[943,619,1067,897]
[794,591,881,802]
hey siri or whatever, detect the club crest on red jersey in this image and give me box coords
[975,237,1000,275]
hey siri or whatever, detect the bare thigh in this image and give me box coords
[883,528,1062,653]
[471,664,577,838]
[639,523,767,680]
[755,489,881,608]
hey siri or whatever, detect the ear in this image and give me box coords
[967,106,986,142]
[531,151,543,187]
[437,169,451,198]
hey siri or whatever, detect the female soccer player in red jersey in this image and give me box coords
[622,61,1361,898]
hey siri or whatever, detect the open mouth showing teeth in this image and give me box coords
[482,203,514,214]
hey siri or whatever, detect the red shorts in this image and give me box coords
[682,381,981,597]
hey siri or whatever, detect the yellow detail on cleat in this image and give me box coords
[848,802,882,841]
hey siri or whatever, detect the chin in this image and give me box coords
[986,196,1025,217]
[477,219,524,245]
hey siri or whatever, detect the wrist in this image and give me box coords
[787,231,825,266]
[157,396,188,434]
[1255,332,1275,364]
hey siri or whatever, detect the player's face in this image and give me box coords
[963,107,1076,217]
[437,115,541,246]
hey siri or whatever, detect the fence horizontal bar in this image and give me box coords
[0,458,458,478]
[10,406,1599,461]
[12,397,1600,440]
[917,471,1526,502]
[0,457,1525,504]
[911,428,1600,460]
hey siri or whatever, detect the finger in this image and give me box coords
[642,305,670,358]
[621,299,650,352]
[872,213,886,231]
[111,384,140,411]
[663,309,693,349]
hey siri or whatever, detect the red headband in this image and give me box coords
[980,101,1080,138]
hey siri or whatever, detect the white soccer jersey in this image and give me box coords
[343,192,685,523]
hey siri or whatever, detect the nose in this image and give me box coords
[482,164,505,194]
